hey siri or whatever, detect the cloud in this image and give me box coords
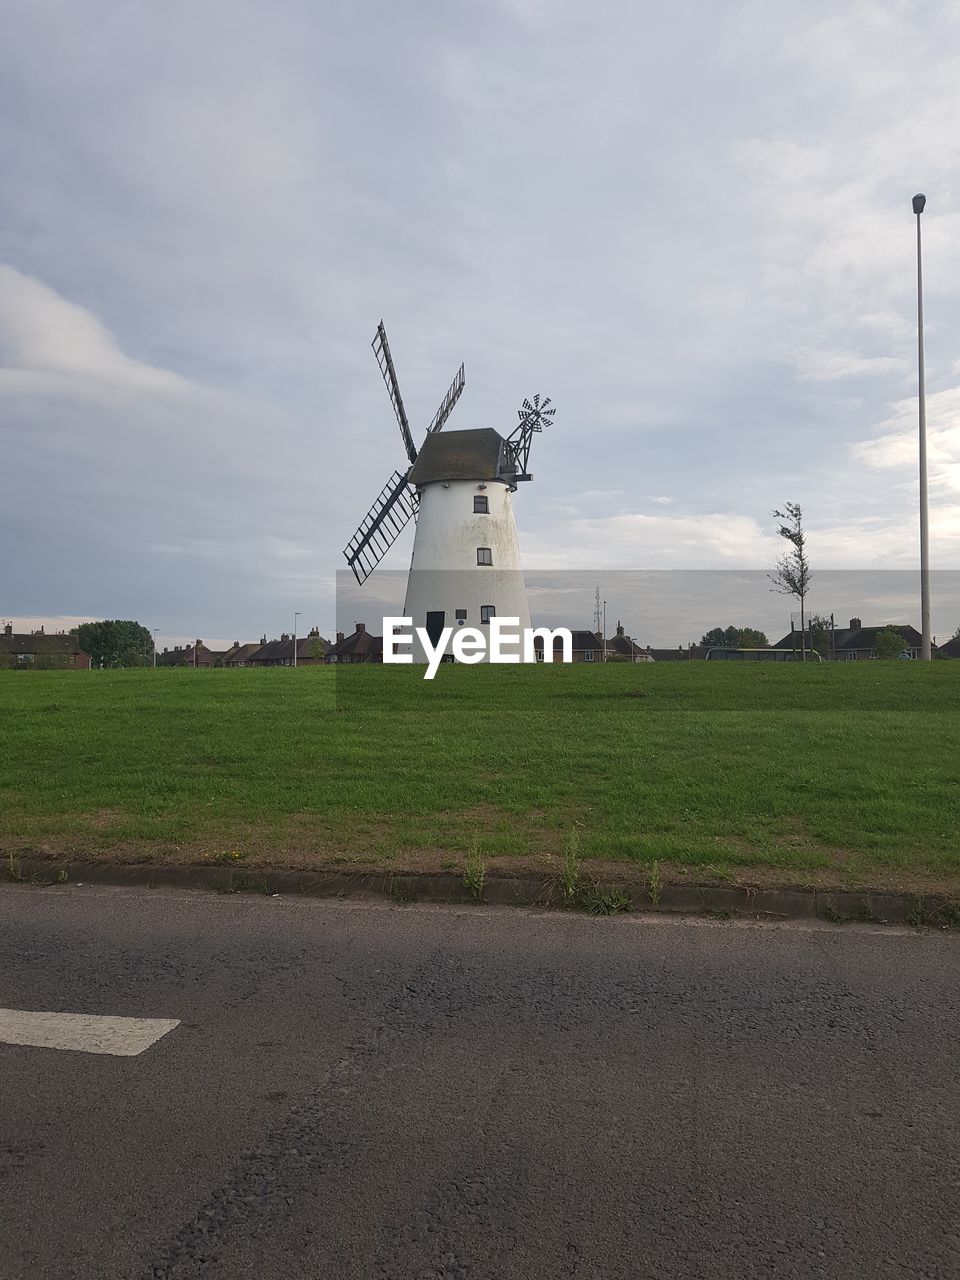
[0,264,189,397]
[855,388,960,496]
[788,348,906,382]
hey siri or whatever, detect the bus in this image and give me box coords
[704,647,822,662]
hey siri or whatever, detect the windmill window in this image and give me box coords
[474,495,489,513]
[455,609,467,624]
[480,605,495,624]
[477,547,493,566]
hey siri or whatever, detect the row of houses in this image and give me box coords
[0,624,92,668]
[153,621,686,667]
[158,627,329,667]
[301,617,960,664]
[770,618,960,661]
[4,617,959,669]
[156,624,383,667]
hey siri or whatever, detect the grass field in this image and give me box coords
[1,663,959,891]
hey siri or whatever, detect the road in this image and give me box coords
[1,885,958,1279]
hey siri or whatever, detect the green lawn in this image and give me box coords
[1,663,959,888]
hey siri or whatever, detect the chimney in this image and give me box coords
[616,622,625,637]
[308,627,319,638]
[3,623,11,636]
[849,617,862,630]
[280,632,288,641]
[354,622,365,633]
[336,631,344,643]
[261,635,267,645]
[196,639,202,648]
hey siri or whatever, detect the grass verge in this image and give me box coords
[1,663,959,894]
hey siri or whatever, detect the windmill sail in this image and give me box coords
[427,363,465,434]
[372,321,417,465]
[343,469,419,585]
[506,393,555,480]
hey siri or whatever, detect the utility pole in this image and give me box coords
[602,600,607,662]
[153,629,158,668]
[913,193,932,660]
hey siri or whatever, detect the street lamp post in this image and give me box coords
[913,193,932,661]
[293,611,301,668]
[153,629,159,668]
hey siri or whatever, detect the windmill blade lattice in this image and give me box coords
[343,469,419,585]
[372,321,418,465]
[427,363,466,434]
[518,394,555,433]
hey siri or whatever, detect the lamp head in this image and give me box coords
[913,193,926,215]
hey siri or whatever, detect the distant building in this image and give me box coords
[0,624,91,669]
[157,628,328,669]
[325,623,383,664]
[604,622,655,663]
[642,645,707,662]
[222,642,264,667]
[533,629,604,663]
[156,640,226,668]
[245,628,329,666]
[772,617,925,661]
[938,634,960,659]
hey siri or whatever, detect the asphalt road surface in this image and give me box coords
[1,885,958,1280]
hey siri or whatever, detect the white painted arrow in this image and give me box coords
[0,1008,179,1057]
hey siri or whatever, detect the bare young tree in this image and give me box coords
[769,502,812,659]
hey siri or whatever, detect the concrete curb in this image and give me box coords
[4,856,959,928]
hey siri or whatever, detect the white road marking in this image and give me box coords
[0,1008,179,1057]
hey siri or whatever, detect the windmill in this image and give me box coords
[343,321,555,660]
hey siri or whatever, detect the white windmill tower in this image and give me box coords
[343,321,555,661]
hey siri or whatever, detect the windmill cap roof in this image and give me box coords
[408,428,515,486]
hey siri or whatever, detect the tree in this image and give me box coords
[875,627,907,659]
[73,620,153,668]
[308,637,326,661]
[769,502,812,659]
[807,613,833,659]
[700,625,769,649]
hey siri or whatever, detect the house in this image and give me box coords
[222,641,264,667]
[325,622,383,664]
[156,640,226,667]
[532,629,604,663]
[0,624,91,669]
[937,634,960,659]
[772,617,924,660]
[250,627,329,666]
[293,628,329,665]
[246,635,293,666]
[604,622,655,663]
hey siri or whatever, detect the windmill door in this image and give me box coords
[425,612,445,647]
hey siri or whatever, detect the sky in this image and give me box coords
[2,0,960,649]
